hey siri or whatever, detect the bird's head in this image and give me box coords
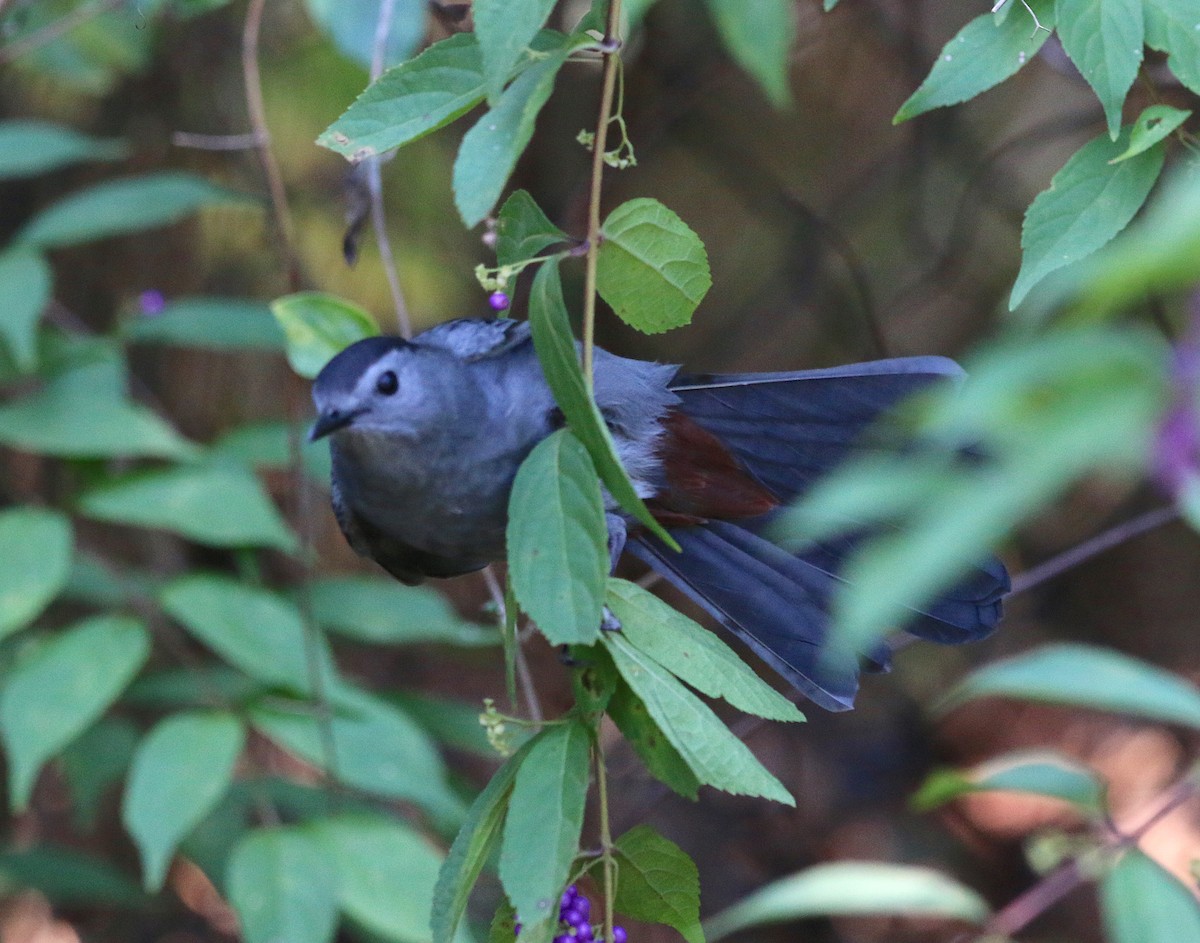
[309,336,425,441]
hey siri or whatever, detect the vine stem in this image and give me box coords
[596,735,616,943]
[242,0,303,292]
[581,0,624,386]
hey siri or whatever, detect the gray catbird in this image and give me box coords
[310,317,1007,710]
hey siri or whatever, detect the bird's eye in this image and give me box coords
[375,370,399,396]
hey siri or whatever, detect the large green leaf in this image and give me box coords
[1101,848,1200,943]
[309,576,495,645]
[432,737,538,943]
[939,643,1200,728]
[212,421,332,484]
[318,33,487,159]
[125,297,285,351]
[507,429,608,646]
[0,616,150,811]
[80,463,298,552]
[703,862,989,939]
[608,680,701,800]
[270,291,379,379]
[612,826,703,943]
[1145,0,1200,96]
[1055,0,1143,138]
[0,846,146,909]
[702,0,794,106]
[913,750,1105,814]
[227,827,339,943]
[1109,105,1191,164]
[17,172,253,248]
[0,119,126,180]
[499,721,591,926]
[894,0,1056,123]
[452,43,572,226]
[474,0,558,103]
[496,190,569,267]
[527,258,676,546]
[314,814,446,943]
[0,507,72,642]
[59,718,140,831]
[603,632,793,805]
[0,246,51,370]
[606,579,804,723]
[122,711,246,891]
[0,357,196,459]
[160,575,333,694]
[596,198,712,334]
[1011,129,1164,308]
[250,686,457,818]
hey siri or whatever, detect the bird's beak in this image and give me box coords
[308,408,359,441]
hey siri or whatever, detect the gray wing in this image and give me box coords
[415,318,532,362]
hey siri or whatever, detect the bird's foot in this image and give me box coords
[600,605,622,632]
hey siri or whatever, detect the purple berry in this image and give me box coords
[575,923,594,942]
[138,289,166,316]
[572,897,591,921]
[553,936,573,943]
[612,927,627,943]
[489,290,510,311]
[514,924,521,937]
[564,910,588,931]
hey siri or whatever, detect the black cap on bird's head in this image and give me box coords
[309,336,411,441]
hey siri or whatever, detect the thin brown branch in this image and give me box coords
[483,566,543,726]
[1010,506,1180,596]
[0,0,122,66]
[172,131,263,151]
[242,0,303,292]
[980,858,1084,940]
[581,2,624,385]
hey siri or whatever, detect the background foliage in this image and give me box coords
[1,2,1200,943]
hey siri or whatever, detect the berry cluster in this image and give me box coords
[515,886,627,943]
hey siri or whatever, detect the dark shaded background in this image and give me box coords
[3,1,1198,941]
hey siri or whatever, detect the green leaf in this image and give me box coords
[389,691,497,757]
[604,632,793,805]
[318,33,487,159]
[126,297,286,351]
[608,680,701,800]
[703,862,989,939]
[250,685,457,817]
[490,901,519,943]
[1101,848,1200,943]
[0,357,196,460]
[1011,129,1164,308]
[80,463,298,552]
[160,575,332,694]
[606,579,804,723]
[596,198,712,334]
[227,827,339,943]
[1109,105,1192,163]
[475,0,559,103]
[309,576,495,645]
[17,172,253,248]
[0,119,127,180]
[0,846,146,908]
[496,190,569,267]
[1145,0,1200,96]
[122,711,246,891]
[0,246,51,370]
[0,507,72,643]
[507,429,608,646]
[270,291,379,379]
[432,737,538,943]
[612,825,703,943]
[499,721,592,925]
[125,666,265,710]
[939,643,1200,728]
[912,750,1105,813]
[0,615,150,811]
[60,718,140,831]
[894,0,1056,123]
[1055,0,1143,138]
[702,0,795,106]
[314,814,446,943]
[453,43,572,227]
[212,421,332,484]
[527,258,677,546]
